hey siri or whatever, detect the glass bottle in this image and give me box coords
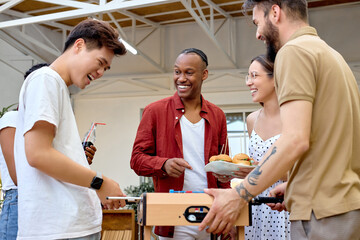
[82,122,106,150]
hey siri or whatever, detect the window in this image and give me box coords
[226,112,252,157]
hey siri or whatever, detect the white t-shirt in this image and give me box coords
[176,116,209,239]
[0,111,18,192]
[180,116,207,191]
[14,67,102,240]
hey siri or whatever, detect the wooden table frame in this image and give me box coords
[102,209,136,240]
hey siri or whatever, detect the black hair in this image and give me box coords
[63,19,126,56]
[251,54,274,75]
[180,48,208,67]
[24,63,49,80]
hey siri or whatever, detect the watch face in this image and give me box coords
[91,176,103,190]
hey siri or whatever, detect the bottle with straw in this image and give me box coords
[82,122,106,150]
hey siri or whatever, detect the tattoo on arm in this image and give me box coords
[235,182,255,202]
[247,147,277,186]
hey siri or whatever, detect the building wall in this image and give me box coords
[0,39,34,109]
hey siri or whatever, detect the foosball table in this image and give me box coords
[107,191,283,240]
[137,192,250,240]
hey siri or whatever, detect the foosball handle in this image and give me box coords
[250,196,284,205]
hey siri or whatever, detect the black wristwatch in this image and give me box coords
[90,172,103,190]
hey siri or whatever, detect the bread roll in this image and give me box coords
[216,154,232,162]
[209,154,232,163]
[232,153,252,165]
[209,155,217,162]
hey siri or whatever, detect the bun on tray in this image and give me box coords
[232,153,253,165]
[209,154,232,163]
[209,153,254,166]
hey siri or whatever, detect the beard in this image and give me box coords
[264,19,280,63]
[266,43,277,63]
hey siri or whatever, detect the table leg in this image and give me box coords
[144,226,152,240]
[237,226,245,240]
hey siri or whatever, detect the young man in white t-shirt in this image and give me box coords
[14,19,127,240]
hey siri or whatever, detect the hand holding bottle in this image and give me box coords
[82,122,105,165]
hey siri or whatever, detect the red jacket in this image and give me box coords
[130,92,229,237]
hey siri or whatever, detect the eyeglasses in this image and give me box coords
[245,71,273,84]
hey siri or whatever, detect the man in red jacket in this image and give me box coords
[131,48,230,239]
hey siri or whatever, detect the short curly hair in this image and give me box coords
[180,48,208,68]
